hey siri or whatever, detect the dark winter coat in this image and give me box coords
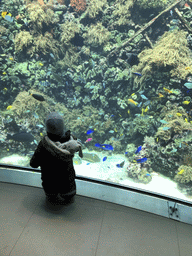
[30,133,83,196]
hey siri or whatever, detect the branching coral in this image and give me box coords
[135,30,192,80]
[83,22,111,46]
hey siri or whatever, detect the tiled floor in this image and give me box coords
[0,182,192,256]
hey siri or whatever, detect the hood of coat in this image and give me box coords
[42,135,73,162]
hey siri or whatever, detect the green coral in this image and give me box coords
[83,22,111,46]
[174,165,192,184]
[135,30,192,80]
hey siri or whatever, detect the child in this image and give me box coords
[30,112,83,205]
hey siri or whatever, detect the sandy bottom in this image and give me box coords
[74,151,192,203]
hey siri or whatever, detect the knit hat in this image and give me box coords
[45,112,65,141]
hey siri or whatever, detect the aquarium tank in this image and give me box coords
[0,0,192,203]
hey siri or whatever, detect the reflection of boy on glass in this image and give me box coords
[30,112,83,205]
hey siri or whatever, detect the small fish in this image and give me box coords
[178,169,184,175]
[185,118,188,122]
[4,14,14,22]
[39,62,44,66]
[114,128,117,132]
[132,72,142,76]
[40,132,43,136]
[163,87,172,93]
[116,161,125,168]
[156,137,158,142]
[158,93,164,98]
[2,72,7,75]
[185,66,191,70]
[141,108,144,116]
[125,152,128,155]
[36,124,44,128]
[131,93,135,97]
[140,94,148,100]
[184,3,190,9]
[86,129,94,135]
[6,105,12,110]
[9,57,14,61]
[183,101,190,105]
[162,127,171,130]
[85,138,92,143]
[128,99,138,106]
[136,157,147,163]
[160,120,168,124]
[31,93,45,101]
[103,156,107,162]
[146,173,151,176]
[95,143,113,151]
[176,113,182,117]
[127,109,130,115]
[135,146,142,154]
[109,130,114,133]
[144,106,149,112]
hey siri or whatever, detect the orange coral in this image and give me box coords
[70,0,86,12]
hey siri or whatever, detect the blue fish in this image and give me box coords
[116,161,125,168]
[86,129,94,135]
[132,72,142,76]
[95,143,114,151]
[146,173,151,176]
[103,156,107,161]
[135,146,142,154]
[125,152,128,155]
[136,157,147,163]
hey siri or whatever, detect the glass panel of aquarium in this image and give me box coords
[0,0,192,203]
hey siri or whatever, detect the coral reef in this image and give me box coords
[70,0,86,13]
[83,22,111,46]
[135,30,192,80]
[112,0,134,26]
[174,165,192,184]
[60,20,81,45]
[85,0,108,18]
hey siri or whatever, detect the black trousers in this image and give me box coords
[42,180,76,203]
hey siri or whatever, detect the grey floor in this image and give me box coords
[0,182,192,256]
